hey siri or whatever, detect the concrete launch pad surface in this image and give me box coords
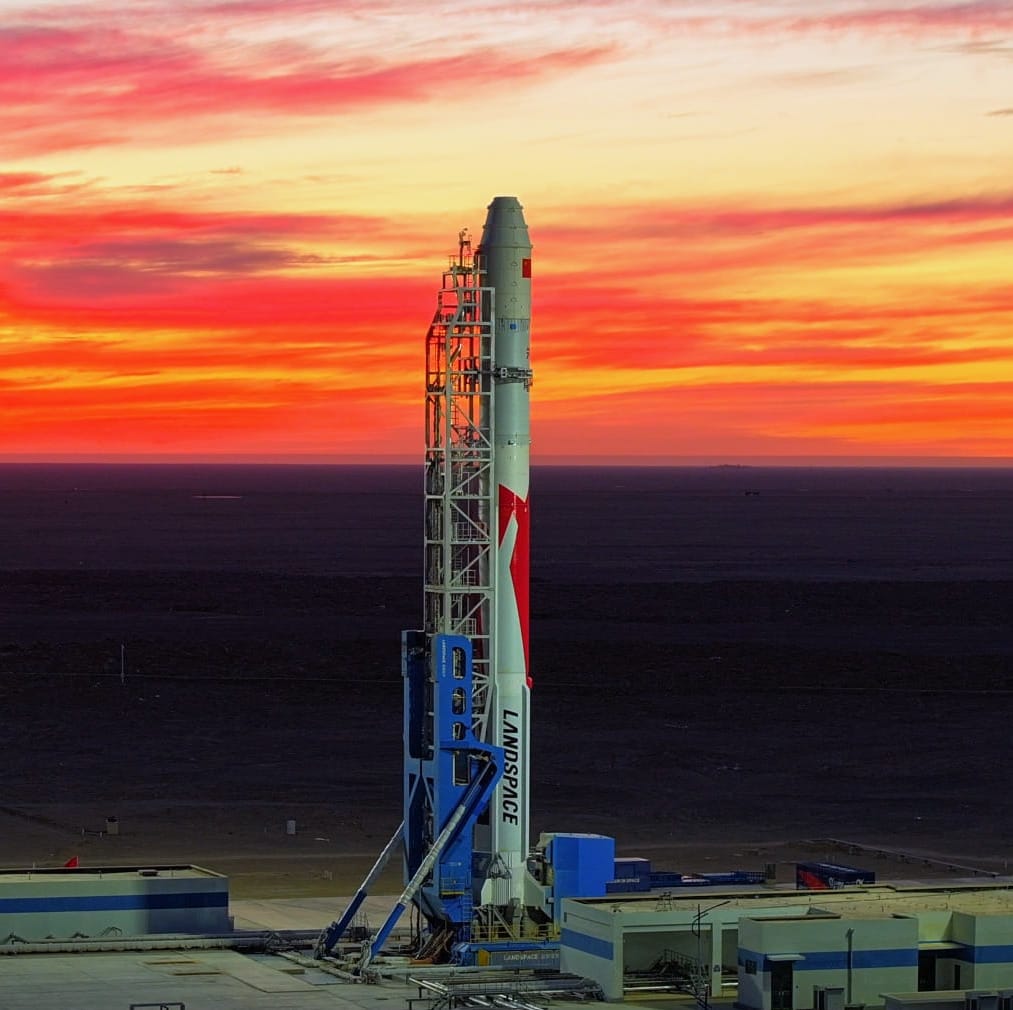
[0,952,633,1010]
[0,949,419,1010]
[0,895,606,1010]
[232,893,398,931]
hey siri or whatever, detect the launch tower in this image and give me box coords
[316,197,533,965]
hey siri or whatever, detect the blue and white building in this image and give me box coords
[559,881,1013,1004]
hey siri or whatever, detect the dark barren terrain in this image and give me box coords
[1,463,1012,896]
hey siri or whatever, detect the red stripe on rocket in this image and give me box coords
[498,485,531,687]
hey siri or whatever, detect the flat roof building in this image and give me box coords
[0,864,229,942]
[560,880,1013,1003]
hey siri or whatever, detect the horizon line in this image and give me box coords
[0,454,1010,468]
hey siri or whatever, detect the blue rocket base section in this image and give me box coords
[403,632,503,939]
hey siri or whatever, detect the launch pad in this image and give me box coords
[310,198,895,978]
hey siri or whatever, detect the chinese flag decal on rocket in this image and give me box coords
[499,485,531,687]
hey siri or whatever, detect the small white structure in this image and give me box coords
[738,911,918,1010]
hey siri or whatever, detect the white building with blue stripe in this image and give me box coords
[738,911,919,1010]
[558,882,1013,1004]
[0,865,229,941]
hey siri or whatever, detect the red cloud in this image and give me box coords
[525,191,1013,377]
[5,190,1012,349]
[0,19,614,155]
[0,190,439,326]
[3,181,1013,459]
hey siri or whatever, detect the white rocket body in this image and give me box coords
[480,197,532,907]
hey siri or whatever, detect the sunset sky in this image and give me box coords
[2,0,1012,463]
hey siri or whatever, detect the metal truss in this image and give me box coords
[423,241,497,743]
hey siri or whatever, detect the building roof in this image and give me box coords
[0,864,224,885]
[571,880,1013,920]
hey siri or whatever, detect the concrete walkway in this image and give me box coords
[0,895,414,1010]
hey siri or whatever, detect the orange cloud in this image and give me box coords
[5,182,1012,458]
[532,195,1013,377]
[0,184,437,456]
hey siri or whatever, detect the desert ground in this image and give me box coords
[1,465,1011,900]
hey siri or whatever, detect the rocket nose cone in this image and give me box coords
[489,195,522,210]
[480,196,530,251]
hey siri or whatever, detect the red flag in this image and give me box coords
[63,856,79,868]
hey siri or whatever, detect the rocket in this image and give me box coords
[480,196,533,907]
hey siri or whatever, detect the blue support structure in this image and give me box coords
[403,632,503,945]
[314,824,403,958]
[358,754,500,974]
[317,633,502,966]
